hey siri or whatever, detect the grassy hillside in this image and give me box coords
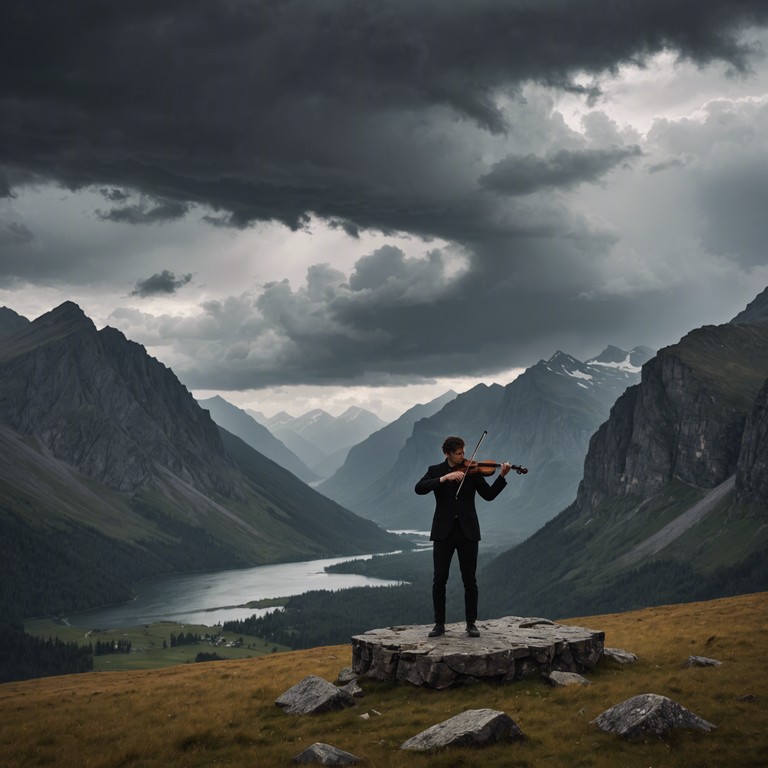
[2,592,766,767]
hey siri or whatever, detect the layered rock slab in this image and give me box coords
[351,617,604,689]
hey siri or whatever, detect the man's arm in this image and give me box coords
[474,473,508,501]
[415,467,441,495]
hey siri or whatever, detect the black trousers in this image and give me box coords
[432,519,479,625]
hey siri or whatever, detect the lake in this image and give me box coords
[64,553,404,629]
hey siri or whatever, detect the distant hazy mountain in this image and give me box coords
[198,395,319,484]
[334,346,654,545]
[265,407,388,477]
[317,390,458,510]
[245,408,268,425]
[481,287,768,619]
[0,302,400,619]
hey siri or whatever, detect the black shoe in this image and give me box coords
[428,623,445,637]
[466,623,480,637]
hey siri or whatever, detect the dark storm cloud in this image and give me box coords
[99,188,131,203]
[479,146,643,196]
[131,270,193,297]
[2,0,767,236]
[3,1,768,389]
[97,197,190,225]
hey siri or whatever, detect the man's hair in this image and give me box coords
[442,436,465,455]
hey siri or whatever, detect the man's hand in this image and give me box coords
[441,470,466,483]
[499,462,512,477]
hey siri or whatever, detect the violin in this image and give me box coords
[455,460,528,476]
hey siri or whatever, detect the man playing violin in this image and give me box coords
[415,435,512,638]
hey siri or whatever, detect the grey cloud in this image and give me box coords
[131,270,193,297]
[648,95,768,268]
[0,172,12,199]
[647,157,687,174]
[0,220,34,247]
[115,239,629,389]
[698,156,768,266]
[479,146,643,196]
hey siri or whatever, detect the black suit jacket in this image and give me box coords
[415,460,507,542]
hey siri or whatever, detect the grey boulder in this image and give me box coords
[592,693,716,738]
[276,675,355,715]
[400,708,524,751]
[293,742,361,765]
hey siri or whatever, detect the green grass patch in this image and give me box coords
[23,619,289,671]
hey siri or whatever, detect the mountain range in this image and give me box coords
[319,345,654,545]
[0,303,399,620]
[3,286,766,628]
[249,408,387,478]
[317,389,458,509]
[481,287,768,618]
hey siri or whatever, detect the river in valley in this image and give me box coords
[64,553,405,629]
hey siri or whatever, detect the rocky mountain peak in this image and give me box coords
[589,345,629,364]
[38,300,94,330]
[0,301,97,363]
[0,302,232,495]
[0,306,29,337]
[547,350,581,367]
[731,286,768,326]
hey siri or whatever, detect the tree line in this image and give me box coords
[222,581,452,649]
[0,622,93,683]
[94,638,132,656]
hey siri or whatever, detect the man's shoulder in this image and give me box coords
[426,460,448,474]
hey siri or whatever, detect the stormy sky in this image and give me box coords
[2,1,767,419]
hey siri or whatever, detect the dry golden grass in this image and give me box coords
[2,592,766,767]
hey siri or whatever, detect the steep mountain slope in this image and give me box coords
[198,395,318,484]
[0,303,399,619]
[329,347,652,545]
[317,390,457,510]
[481,289,768,619]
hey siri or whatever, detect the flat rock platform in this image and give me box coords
[351,617,605,689]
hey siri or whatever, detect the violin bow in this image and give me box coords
[455,430,487,500]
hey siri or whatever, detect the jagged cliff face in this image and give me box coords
[0,302,232,495]
[737,377,768,504]
[575,322,768,513]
